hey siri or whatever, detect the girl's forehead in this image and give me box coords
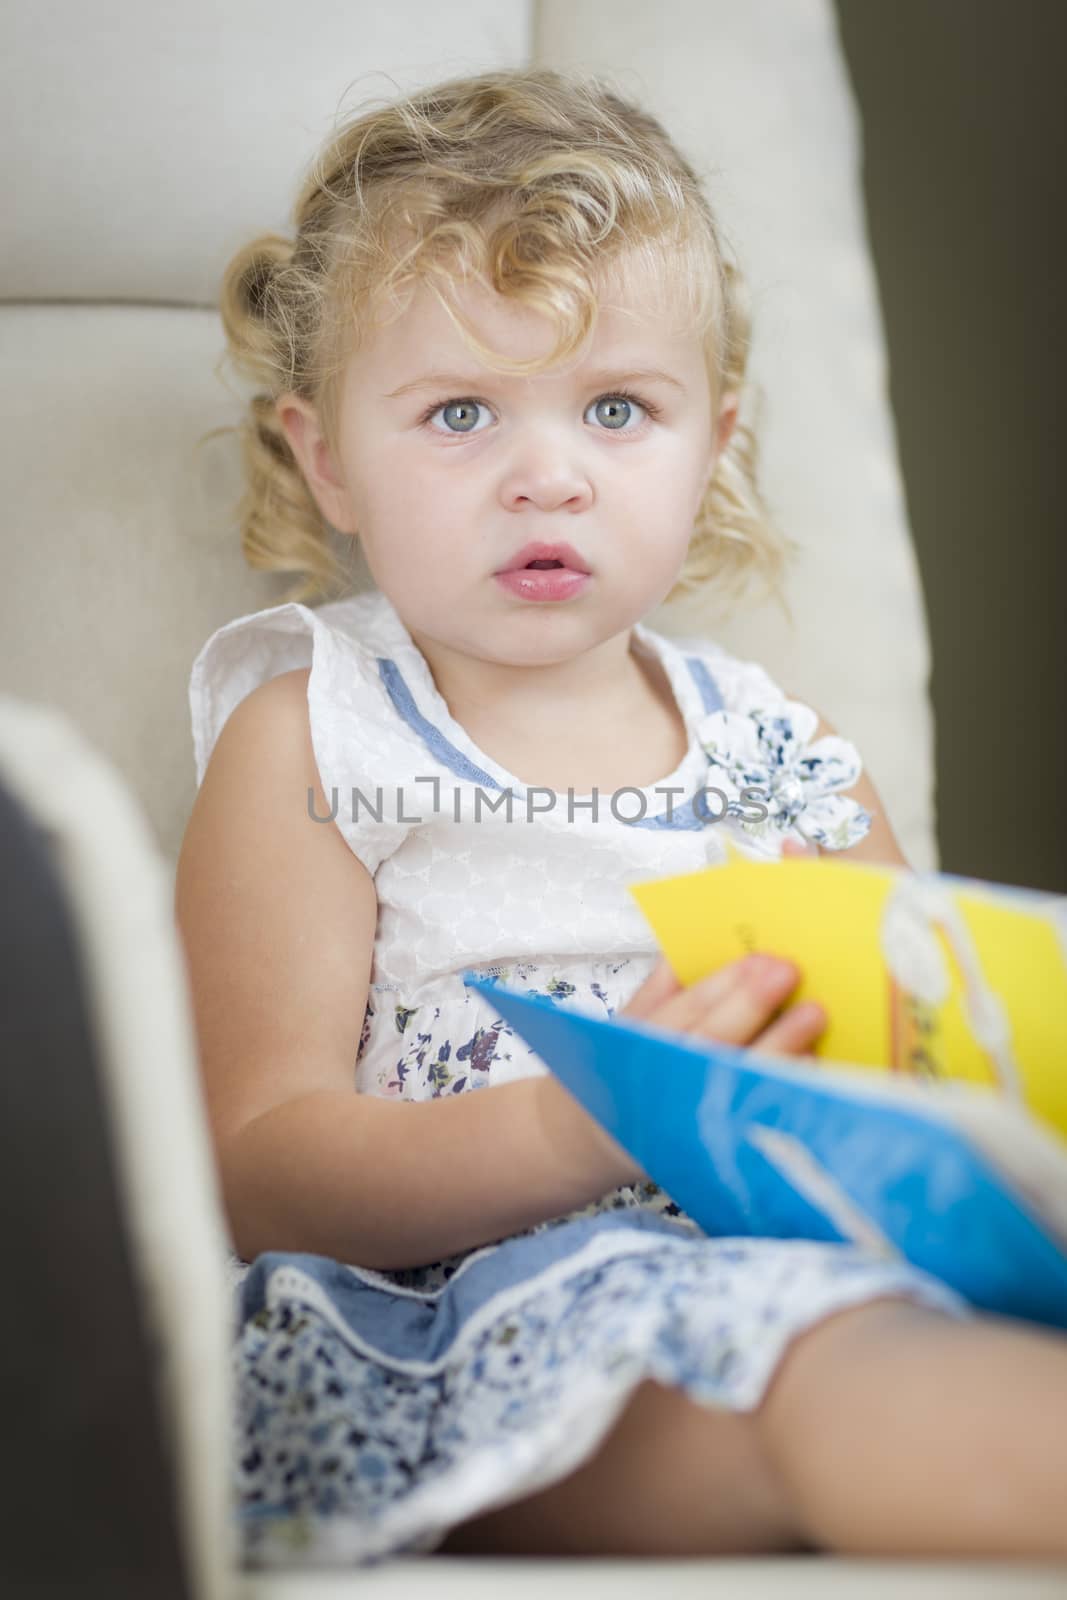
[353,260,701,382]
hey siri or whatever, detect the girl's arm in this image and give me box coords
[176,668,830,1271]
[175,666,631,1271]
[791,700,910,869]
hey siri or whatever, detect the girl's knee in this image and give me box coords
[756,1298,943,1437]
[765,1295,958,1403]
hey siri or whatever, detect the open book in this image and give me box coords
[463,856,1067,1331]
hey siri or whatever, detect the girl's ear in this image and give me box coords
[274,394,358,535]
[700,391,740,495]
[715,390,740,457]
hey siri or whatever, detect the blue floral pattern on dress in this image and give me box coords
[697,700,872,854]
[350,962,693,1290]
[232,1221,972,1570]
[362,962,632,1102]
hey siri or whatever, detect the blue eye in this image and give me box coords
[588,394,646,430]
[417,390,661,435]
[423,399,490,435]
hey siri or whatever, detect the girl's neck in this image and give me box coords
[408,623,642,732]
[406,622,690,794]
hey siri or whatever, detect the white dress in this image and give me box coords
[188,587,972,1569]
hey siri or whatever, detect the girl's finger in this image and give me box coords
[753,1000,828,1057]
[618,954,682,1020]
[782,836,819,859]
[649,953,800,1045]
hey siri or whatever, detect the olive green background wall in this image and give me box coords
[834,0,1065,893]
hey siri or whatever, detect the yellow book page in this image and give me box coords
[628,856,1067,1139]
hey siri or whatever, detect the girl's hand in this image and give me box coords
[550,945,827,1194]
[619,951,826,1057]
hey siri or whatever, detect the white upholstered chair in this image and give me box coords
[5,1,1062,1593]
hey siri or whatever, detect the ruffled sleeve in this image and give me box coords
[188,598,415,876]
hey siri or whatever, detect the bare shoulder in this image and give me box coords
[182,666,321,850]
[175,664,377,1155]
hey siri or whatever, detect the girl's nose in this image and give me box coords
[502,469,594,513]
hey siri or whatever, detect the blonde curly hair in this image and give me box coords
[209,66,794,611]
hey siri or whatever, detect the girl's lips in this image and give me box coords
[493,568,591,602]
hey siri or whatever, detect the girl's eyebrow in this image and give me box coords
[383,366,687,399]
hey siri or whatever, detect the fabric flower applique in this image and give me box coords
[697,699,872,855]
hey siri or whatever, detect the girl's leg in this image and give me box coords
[438,1373,813,1556]
[440,1294,1067,1560]
[756,1297,1067,1559]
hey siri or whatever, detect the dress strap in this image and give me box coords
[377,659,501,789]
[683,655,724,714]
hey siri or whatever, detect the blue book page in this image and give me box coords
[464,976,1067,1331]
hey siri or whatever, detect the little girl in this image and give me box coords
[176,67,1067,1569]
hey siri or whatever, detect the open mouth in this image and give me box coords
[525,559,565,569]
